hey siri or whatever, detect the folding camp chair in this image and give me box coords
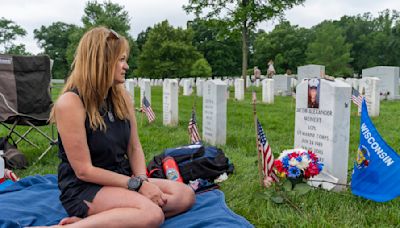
[0,54,57,162]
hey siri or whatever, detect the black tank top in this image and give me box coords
[57,89,131,190]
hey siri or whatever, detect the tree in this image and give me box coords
[0,17,28,54]
[253,21,312,74]
[34,22,78,79]
[137,20,202,78]
[306,21,353,77]
[191,58,212,77]
[190,18,242,76]
[65,1,136,76]
[184,0,305,87]
[136,27,152,52]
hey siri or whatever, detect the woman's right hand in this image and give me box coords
[138,181,168,207]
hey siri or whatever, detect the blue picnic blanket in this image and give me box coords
[0,175,253,228]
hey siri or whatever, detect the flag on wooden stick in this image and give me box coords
[141,96,155,123]
[188,109,201,144]
[256,119,279,182]
[351,88,363,109]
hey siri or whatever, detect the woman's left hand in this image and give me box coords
[139,181,168,207]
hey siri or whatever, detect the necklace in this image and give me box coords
[107,110,115,122]
[102,100,115,123]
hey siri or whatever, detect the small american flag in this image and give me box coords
[188,109,201,143]
[351,88,363,108]
[257,119,278,182]
[141,96,155,123]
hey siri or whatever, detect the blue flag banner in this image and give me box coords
[351,99,400,202]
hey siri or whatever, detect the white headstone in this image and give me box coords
[203,80,227,145]
[234,79,245,100]
[124,79,135,102]
[140,79,151,105]
[262,79,274,104]
[290,78,298,90]
[294,79,351,191]
[196,79,205,97]
[273,75,291,96]
[297,64,325,83]
[352,78,359,90]
[362,66,399,100]
[246,76,251,88]
[163,79,179,126]
[183,79,193,96]
[363,77,380,117]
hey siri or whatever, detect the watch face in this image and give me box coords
[128,177,141,191]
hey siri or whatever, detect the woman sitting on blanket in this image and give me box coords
[49,27,195,227]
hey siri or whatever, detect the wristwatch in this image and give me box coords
[127,177,143,191]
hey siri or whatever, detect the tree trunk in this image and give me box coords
[242,21,248,89]
[241,0,249,89]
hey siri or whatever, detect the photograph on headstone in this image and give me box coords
[308,78,320,109]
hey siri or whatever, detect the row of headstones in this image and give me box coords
[126,76,394,192]
[126,79,228,146]
[298,64,400,101]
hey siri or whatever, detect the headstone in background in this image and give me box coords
[294,78,351,191]
[290,77,297,91]
[358,78,367,95]
[203,80,227,146]
[297,64,325,83]
[352,78,359,90]
[246,76,251,88]
[196,79,205,97]
[140,79,151,105]
[163,79,179,126]
[124,79,135,102]
[262,79,274,104]
[362,66,399,100]
[183,79,193,96]
[255,79,261,87]
[363,77,380,117]
[234,79,245,101]
[273,75,291,96]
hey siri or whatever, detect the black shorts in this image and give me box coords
[59,182,102,218]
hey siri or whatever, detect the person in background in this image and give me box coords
[49,26,195,227]
[267,60,275,78]
[253,66,261,82]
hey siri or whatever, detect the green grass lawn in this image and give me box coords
[1,84,399,226]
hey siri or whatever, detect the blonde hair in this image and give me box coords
[50,26,130,130]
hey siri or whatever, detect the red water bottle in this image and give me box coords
[162,156,183,183]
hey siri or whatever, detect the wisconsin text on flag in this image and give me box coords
[351,88,363,108]
[188,109,201,143]
[360,123,394,166]
[141,96,155,123]
[257,119,278,181]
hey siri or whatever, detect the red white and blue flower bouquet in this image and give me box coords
[274,148,324,187]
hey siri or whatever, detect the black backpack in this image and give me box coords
[147,144,234,183]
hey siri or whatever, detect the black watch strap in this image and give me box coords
[127,177,143,191]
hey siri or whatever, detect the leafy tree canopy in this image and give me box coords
[137,20,202,78]
[0,17,29,54]
[306,21,353,77]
